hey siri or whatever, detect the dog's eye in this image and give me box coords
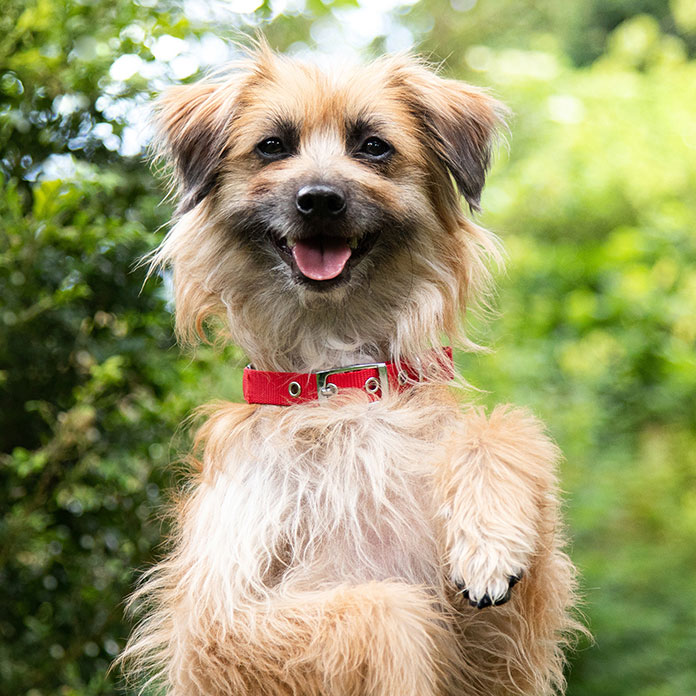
[257,137,287,158]
[359,137,391,159]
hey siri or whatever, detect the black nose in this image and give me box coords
[296,185,346,218]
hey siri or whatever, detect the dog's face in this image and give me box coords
[152,47,504,370]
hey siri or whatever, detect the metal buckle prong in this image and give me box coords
[315,362,390,402]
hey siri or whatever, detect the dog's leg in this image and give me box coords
[169,582,448,696]
[439,405,563,607]
[305,582,448,696]
[436,405,580,695]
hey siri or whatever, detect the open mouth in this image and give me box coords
[273,232,378,285]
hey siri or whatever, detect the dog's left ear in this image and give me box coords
[154,80,238,214]
[393,60,507,211]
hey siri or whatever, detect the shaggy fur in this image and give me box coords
[121,44,582,695]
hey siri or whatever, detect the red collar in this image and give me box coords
[243,347,454,406]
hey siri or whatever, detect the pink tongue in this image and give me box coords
[292,236,352,281]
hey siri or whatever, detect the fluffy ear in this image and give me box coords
[392,59,506,211]
[154,81,237,214]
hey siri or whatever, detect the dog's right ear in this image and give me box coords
[154,81,237,214]
[384,56,506,212]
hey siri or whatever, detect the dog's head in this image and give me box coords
[151,45,505,371]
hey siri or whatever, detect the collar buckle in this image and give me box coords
[315,362,390,402]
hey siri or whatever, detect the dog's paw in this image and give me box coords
[454,571,523,609]
[449,538,526,609]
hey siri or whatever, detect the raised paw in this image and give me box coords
[454,572,523,609]
[448,535,527,609]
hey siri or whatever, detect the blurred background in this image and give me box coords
[1,0,695,694]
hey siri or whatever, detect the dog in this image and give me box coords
[121,44,581,695]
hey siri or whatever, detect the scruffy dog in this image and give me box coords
[122,45,580,695]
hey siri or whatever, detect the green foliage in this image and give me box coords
[0,166,244,692]
[408,0,695,69]
[0,175,177,694]
[0,2,248,693]
[446,16,696,696]
[1,2,694,695]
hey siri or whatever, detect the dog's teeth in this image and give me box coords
[348,237,359,249]
[286,238,296,249]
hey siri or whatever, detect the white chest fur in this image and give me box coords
[177,392,458,612]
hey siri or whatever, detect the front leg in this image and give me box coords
[438,405,561,608]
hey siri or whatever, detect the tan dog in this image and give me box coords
[122,45,581,695]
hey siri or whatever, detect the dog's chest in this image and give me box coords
[205,396,456,589]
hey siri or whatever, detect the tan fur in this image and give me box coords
[121,44,583,695]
